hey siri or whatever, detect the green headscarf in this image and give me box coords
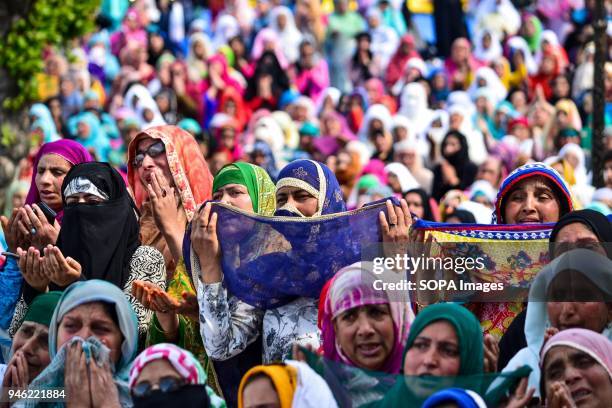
[404,303,484,376]
[357,174,380,191]
[212,162,276,215]
[23,292,62,327]
[524,15,543,53]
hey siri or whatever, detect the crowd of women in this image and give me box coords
[0,0,611,406]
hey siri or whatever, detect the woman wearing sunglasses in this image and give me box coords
[128,343,226,408]
[127,125,214,273]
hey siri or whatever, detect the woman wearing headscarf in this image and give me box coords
[319,262,412,374]
[67,111,112,162]
[268,6,303,64]
[472,29,502,64]
[540,329,612,408]
[385,34,420,88]
[238,360,337,408]
[18,162,165,338]
[431,130,478,201]
[394,140,433,194]
[373,303,516,406]
[0,140,92,333]
[186,32,212,83]
[21,280,138,407]
[492,162,573,225]
[127,125,213,272]
[385,162,419,195]
[128,343,226,407]
[29,104,59,144]
[2,180,30,219]
[444,38,482,90]
[398,83,435,138]
[293,39,330,103]
[520,13,543,54]
[218,87,249,132]
[467,67,507,105]
[202,54,246,127]
[0,292,61,401]
[183,162,275,402]
[501,248,612,400]
[499,207,612,374]
[245,51,290,112]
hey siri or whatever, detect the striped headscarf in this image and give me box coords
[493,162,573,224]
[320,262,412,374]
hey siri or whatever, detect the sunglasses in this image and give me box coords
[131,376,187,398]
[133,141,165,168]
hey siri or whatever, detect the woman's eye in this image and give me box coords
[441,346,459,357]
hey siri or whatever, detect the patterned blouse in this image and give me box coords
[198,279,320,363]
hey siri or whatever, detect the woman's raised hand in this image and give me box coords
[1,209,31,253]
[42,245,81,287]
[17,246,49,293]
[379,199,412,265]
[146,170,179,236]
[191,202,223,284]
[24,204,60,249]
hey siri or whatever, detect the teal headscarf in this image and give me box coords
[22,280,138,408]
[403,303,484,376]
[67,111,111,162]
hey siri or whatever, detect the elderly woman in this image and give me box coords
[0,140,92,333]
[21,280,139,407]
[498,209,612,369]
[501,249,612,399]
[18,162,165,338]
[127,125,213,272]
[540,329,612,408]
[128,343,225,407]
[0,292,61,404]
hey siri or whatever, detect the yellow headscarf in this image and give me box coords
[238,364,298,408]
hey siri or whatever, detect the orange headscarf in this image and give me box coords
[127,125,213,221]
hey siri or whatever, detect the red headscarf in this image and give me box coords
[385,34,420,87]
[127,125,213,220]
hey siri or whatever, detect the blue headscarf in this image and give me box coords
[275,159,346,217]
[29,103,59,143]
[68,111,112,162]
[22,280,138,408]
[492,162,573,224]
[421,388,487,408]
[252,140,279,182]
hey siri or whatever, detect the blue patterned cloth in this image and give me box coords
[187,198,395,309]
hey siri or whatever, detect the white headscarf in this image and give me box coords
[399,82,435,136]
[507,36,538,75]
[385,162,420,193]
[558,143,587,186]
[212,14,240,51]
[358,104,393,142]
[268,6,303,63]
[285,360,338,408]
[473,29,503,63]
[468,66,508,105]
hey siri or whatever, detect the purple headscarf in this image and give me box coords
[25,139,93,223]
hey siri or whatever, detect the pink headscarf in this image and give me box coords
[25,139,93,223]
[129,343,206,388]
[250,28,289,69]
[541,328,612,381]
[361,159,388,185]
[320,262,411,374]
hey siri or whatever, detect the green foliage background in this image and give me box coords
[0,0,101,110]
